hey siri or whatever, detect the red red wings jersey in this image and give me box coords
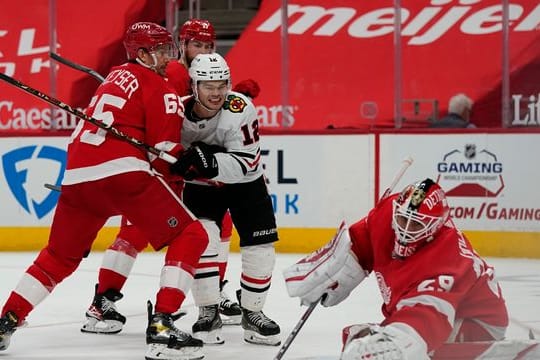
[166,60,191,96]
[349,195,508,352]
[63,62,184,185]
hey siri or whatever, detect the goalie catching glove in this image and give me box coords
[341,323,429,360]
[170,142,224,180]
[283,222,368,307]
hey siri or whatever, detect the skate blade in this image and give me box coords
[81,318,123,334]
[244,329,281,346]
[145,343,204,360]
[220,314,241,326]
[193,328,225,345]
[0,335,11,351]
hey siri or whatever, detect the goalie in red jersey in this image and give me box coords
[284,178,509,360]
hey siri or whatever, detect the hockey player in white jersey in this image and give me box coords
[170,53,281,346]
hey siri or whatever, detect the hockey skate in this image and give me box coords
[81,285,126,334]
[0,311,18,351]
[171,307,188,321]
[192,304,224,345]
[218,280,242,325]
[146,301,204,360]
[236,289,281,346]
[241,308,281,346]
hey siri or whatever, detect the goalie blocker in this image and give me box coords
[283,222,368,307]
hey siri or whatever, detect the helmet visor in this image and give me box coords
[150,43,178,59]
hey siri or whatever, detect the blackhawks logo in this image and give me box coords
[224,94,247,113]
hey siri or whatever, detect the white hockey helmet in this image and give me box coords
[189,53,231,85]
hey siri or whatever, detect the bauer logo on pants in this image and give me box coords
[2,145,66,219]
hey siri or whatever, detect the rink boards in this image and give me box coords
[0,132,539,258]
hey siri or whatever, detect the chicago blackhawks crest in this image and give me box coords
[224,94,247,113]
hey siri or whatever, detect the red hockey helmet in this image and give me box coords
[123,22,176,60]
[179,19,216,44]
[391,178,450,258]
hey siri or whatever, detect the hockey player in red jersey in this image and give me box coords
[284,178,509,359]
[80,19,242,336]
[0,22,208,360]
[168,53,281,346]
[166,18,216,97]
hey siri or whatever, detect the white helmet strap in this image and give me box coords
[135,53,158,72]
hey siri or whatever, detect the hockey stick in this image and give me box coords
[380,156,414,200]
[44,183,61,192]
[274,157,414,360]
[49,52,105,82]
[274,300,319,360]
[0,72,177,164]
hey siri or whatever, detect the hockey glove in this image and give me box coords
[171,144,219,180]
[191,141,225,155]
[283,222,368,307]
[341,323,429,360]
[233,79,260,100]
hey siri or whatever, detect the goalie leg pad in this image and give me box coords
[283,222,368,306]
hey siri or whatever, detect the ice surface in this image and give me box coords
[0,252,538,359]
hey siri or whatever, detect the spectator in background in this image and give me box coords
[430,93,476,128]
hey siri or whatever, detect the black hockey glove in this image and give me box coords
[191,141,225,155]
[171,144,219,180]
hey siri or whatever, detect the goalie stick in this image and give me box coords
[274,300,319,360]
[274,157,414,360]
[0,72,177,164]
[49,52,105,82]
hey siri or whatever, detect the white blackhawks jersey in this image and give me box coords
[181,91,263,184]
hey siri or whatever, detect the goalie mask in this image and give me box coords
[391,178,450,258]
[123,22,177,60]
